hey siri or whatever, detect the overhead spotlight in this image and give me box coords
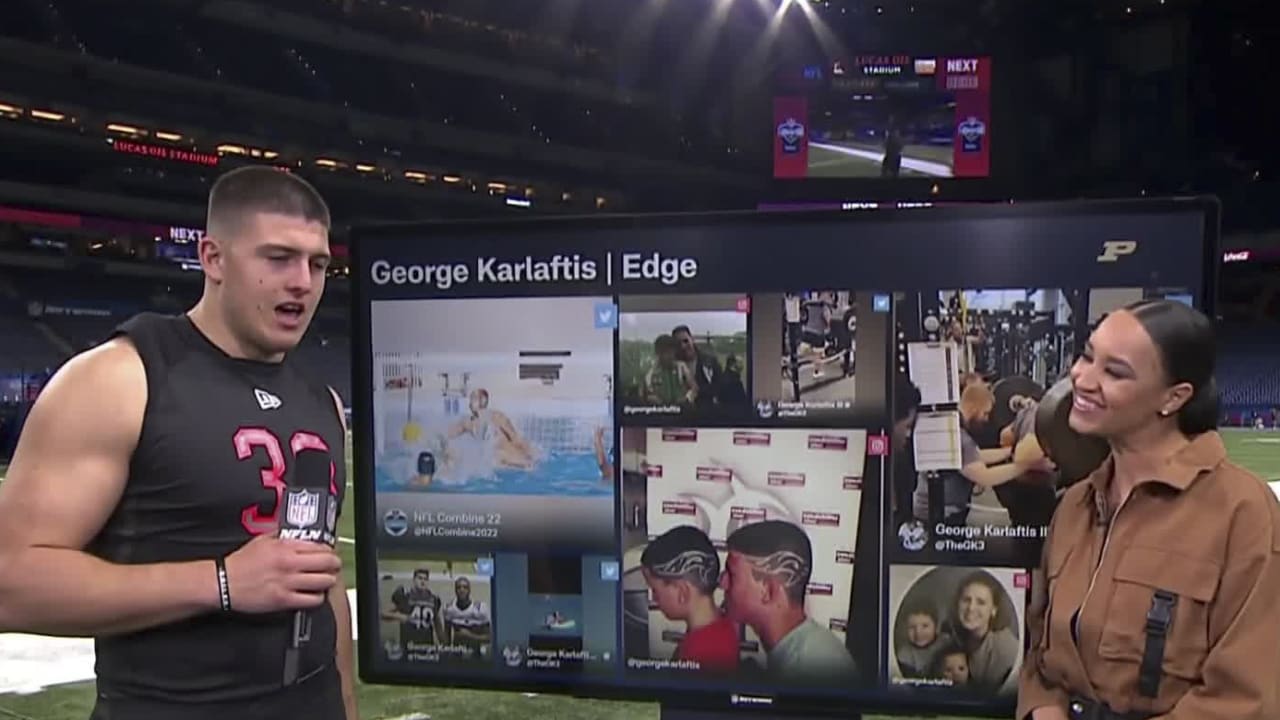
[106,123,144,136]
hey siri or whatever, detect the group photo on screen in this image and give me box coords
[618,294,750,419]
[889,287,1197,566]
[617,425,864,685]
[886,565,1028,699]
[750,291,860,418]
[376,554,495,666]
[369,296,614,497]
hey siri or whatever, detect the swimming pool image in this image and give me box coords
[375,444,612,496]
[373,396,614,496]
[370,296,617,497]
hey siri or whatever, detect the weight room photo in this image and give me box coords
[2,3,1280,720]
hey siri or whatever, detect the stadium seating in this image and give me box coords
[0,267,351,398]
[302,0,616,81]
[1217,321,1280,420]
[0,0,749,173]
[0,313,62,372]
[0,0,52,45]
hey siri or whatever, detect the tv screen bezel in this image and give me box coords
[348,196,1221,718]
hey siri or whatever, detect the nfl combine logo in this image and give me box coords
[287,490,320,527]
[957,116,986,152]
[777,117,805,154]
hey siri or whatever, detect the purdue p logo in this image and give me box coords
[1097,240,1138,263]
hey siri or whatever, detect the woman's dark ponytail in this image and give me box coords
[1177,376,1219,435]
[1124,299,1219,437]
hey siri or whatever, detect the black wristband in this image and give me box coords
[215,556,232,612]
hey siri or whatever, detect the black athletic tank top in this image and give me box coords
[89,312,348,704]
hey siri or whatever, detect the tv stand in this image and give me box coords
[660,706,861,720]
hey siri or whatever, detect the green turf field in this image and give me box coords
[806,142,954,179]
[3,430,1278,719]
[1220,427,1280,480]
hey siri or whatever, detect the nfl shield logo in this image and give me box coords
[287,490,320,527]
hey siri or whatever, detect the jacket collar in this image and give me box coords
[1079,431,1227,514]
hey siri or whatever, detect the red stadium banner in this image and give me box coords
[939,57,992,178]
[773,96,809,179]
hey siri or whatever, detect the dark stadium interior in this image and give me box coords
[1,0,1279,718]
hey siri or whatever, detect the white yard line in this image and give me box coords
[809,141,954,177]
[0,589,360,695]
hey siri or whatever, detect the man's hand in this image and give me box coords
[222,535,341,613]
[1026,456,1057,474]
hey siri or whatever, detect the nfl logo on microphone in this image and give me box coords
[287,490,320,527]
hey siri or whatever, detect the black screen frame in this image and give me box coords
[348,196,1221,718]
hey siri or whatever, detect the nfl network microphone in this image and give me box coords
[279,447,338,685]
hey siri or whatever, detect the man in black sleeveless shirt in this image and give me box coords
[383,568,444,659]
[0,167,356,720]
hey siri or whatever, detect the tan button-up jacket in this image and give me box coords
[1018,431,1280,719]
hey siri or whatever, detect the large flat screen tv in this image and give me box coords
[774,55,992,181]
[350,198,1220,717]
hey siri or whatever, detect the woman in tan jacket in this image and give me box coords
[1018,299,1280,720]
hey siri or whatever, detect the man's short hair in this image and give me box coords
[725,520,812,605]
[413,568,430,580]
[206,166,330,238]
[671,325,693,338]
[641,526,719,595]
[960,382,995,416]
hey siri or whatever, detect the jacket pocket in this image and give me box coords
[1040,539,1073,653]
[1096,545,1220,681]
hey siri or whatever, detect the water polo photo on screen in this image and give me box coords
[369,296,615,497]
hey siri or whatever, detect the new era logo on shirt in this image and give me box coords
[254,388,282,411]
